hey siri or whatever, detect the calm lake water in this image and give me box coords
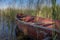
[0,15,16,40]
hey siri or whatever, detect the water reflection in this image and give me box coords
[0,15,16,40]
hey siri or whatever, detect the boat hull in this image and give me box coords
[16,14,60,40]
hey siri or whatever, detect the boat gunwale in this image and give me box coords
[16,18,60,33]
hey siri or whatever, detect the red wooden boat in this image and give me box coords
[15,13,60,40]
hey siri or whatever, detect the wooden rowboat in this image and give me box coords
[15,13,60,40]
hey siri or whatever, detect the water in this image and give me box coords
[0,15,16,40]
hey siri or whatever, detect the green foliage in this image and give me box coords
[41,6,52,18]
[52,0,56,20]
[53,34,57,40]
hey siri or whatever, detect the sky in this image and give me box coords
[57,0,60,4]
[0,0,60,9]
